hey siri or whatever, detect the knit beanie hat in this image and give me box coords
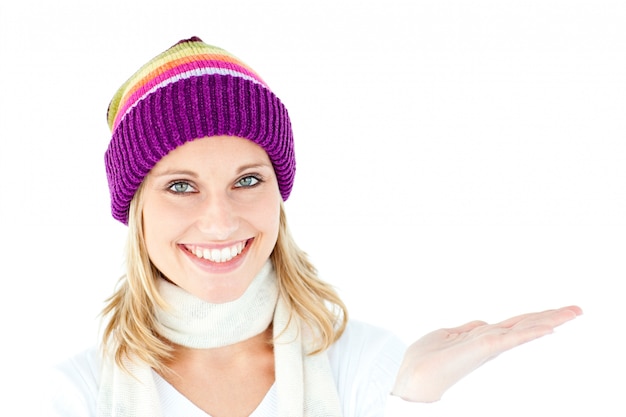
[104,36,295,224]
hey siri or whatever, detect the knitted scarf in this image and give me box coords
[96,262,342,416]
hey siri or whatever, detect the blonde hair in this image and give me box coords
[101,184,348,372]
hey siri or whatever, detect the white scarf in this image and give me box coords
[97,262,343,416]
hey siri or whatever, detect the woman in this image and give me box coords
[43,36,581,417]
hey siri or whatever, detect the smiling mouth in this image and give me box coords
[183,240,250,263]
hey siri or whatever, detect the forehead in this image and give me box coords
[158,135,271,165]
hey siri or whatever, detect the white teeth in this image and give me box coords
[188,242,246,263]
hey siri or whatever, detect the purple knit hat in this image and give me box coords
[104,37,295,224]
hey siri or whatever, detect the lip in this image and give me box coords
[179,238,253,273]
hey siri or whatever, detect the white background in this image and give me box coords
[1,1,624,415]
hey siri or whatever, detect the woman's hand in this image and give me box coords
[392,305,583,403]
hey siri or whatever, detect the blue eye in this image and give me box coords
[168,182,196,193]
[235,176,260,188]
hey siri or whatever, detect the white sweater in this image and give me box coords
[40,320,409,417]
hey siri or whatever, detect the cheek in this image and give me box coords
[264,197,282,234]
[248,196,281,242]
[266,210,280,244]
[142,198,185,253]
[142,206,165,260]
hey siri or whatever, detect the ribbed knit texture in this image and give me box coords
[105,37,295,224]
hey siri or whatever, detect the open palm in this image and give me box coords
[392,305,582,402]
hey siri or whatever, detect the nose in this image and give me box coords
[195,192,239,240]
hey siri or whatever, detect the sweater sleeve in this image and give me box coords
[327,320,408,417]
[38,348,100,417]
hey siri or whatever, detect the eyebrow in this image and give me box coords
[152,163,273,178]
[236,163,273,173]
[151,169,199,178]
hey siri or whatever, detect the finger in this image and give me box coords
[488,307,581,351]
[495,310,557,328]
[476,323,555,355]
[512,307,581,330]
[561,305,584,316]
[496,305,582,329]
[496,323,556,351]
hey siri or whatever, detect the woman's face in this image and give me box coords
[142,135,281,303]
